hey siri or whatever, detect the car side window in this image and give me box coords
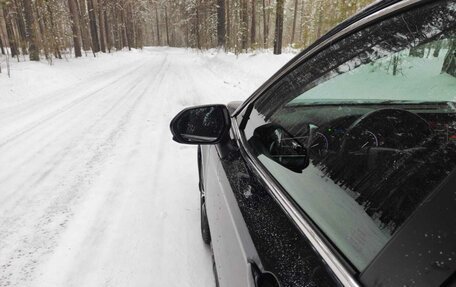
[243,1,456,272]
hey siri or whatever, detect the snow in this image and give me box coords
[0,47,294,287]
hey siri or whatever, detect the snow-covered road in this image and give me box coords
[0,47,293,287]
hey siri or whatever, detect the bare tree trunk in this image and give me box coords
[87,0,100,53]
[0,12,11,76]
[35,0,49,60]
[240,0,248,50]
[155,6,160,45]
[78,0,91,51]
[185,21,188,47]
[136,24,143,48]
[2,7,18,58]
[0,11,8,54]
[45,1,61,59]
[98,0,107,52]
[0,37,4,55]
[262,0,267,48]
[250,0,256,47]
[164,5,169,46]
[299,0,305,45]
[14,0,28,55]
[273,0,284,55]
[0,10,5,56]
[125,3,134,49]
[115,5,123,49]
[23,0,39,60]
[217,0,225,47]
[68,0,82,57]
[290,0,298,45]
[121,6,130,49]
[226,0,230,49]
[195,0,200,49]
[316,3,323,38]
[104,10,112,52]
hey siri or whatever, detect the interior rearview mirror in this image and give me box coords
[170,104,231,145]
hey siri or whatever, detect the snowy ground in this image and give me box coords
[0,47,294,287]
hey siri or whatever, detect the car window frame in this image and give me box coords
[231,0,451,286]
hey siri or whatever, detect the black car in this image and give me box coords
[170,1,456,286]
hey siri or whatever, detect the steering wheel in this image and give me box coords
[340,108,432,155]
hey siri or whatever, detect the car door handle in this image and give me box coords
[249,260,281,287]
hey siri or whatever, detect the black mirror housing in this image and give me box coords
[170,104,231,145]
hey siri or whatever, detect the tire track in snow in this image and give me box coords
[0,61,152,191]
[0,63,155,225]
[0,58,167,287]
[145,56,216,285]
[0,57,146,126]
[0,62,148,149]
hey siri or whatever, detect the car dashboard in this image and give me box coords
[274,101,456,158]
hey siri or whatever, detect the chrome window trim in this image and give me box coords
[232,0,425,118]
[231,117,360,287]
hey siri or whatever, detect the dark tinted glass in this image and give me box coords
[244,1,456,271]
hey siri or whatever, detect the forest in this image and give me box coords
[0,0,376,63]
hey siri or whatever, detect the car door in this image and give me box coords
[202,132,341,287]
[201,143,259,287]
[232,0,456,286]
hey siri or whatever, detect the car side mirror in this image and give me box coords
[170,105,231,145]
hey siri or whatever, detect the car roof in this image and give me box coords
[232,0,429,117]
